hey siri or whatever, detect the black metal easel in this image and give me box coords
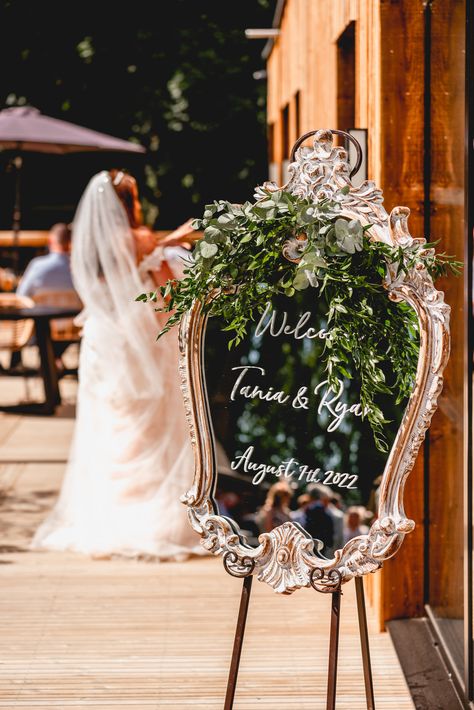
[221,129,374,709]
[222,556,375,710]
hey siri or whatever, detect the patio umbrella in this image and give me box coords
[0,106,145,236]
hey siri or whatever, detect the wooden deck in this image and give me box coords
[0,369,414,709]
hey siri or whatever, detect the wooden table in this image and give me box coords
[0,305,80,414]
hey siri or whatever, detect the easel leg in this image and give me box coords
[224,575,253,710]
[355,576,375,710]
[326,588,342,710]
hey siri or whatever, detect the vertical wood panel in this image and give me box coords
[367,0,381,182]
[427,0,465,626]
[373,0,427,627]
[379,0,425,236]
[356,0,367,129]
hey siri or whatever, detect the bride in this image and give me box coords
[32,169,202,559]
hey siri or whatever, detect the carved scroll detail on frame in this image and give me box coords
[178,129,450,595]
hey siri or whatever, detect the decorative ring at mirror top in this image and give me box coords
[178,129,451,595]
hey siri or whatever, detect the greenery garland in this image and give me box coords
[138,187,460,452]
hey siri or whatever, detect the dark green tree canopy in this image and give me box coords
[0,0,273,228]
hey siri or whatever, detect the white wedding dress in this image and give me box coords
[32,172,202,559]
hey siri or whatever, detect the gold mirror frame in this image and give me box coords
[178,129,450,594]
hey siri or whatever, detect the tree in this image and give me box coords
[0,0,273,228]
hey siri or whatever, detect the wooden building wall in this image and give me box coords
[267,0,380,182]
[266,0,466,631]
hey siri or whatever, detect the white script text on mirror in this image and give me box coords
[230,366,370,432]
[231,446,359,489]
[254,302,329,341]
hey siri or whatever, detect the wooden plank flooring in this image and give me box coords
[0,370,414,709]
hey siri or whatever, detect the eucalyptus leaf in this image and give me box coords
[199,241,219,258]
[300,250,327,270]
[334,218,363,254]
[293,271,310,290]
[204,225,223,240]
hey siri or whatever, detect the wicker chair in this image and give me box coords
[32,290,82,342]
[0,294,36,398]
[0,293,35,353]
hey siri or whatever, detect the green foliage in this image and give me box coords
[139,187,461,452]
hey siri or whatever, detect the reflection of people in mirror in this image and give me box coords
[343,506,370,543]
[326,492,344,555]
[303,484,334,554]
[291,493,311,525]
[256,482,292,532]
[366,474,383,518]
[215,491,240,518]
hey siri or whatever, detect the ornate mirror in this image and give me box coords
[178,129,450,594]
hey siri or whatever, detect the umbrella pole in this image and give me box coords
[11,155,22,273]
[12,155,23,238]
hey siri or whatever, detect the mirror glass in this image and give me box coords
[203,289,411,557]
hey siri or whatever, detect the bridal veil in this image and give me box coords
[32,171,202,559]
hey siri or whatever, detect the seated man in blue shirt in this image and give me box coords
[17,223,73,298]
[14,223,75,369]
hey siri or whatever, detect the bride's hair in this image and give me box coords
[109,169,143,229]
